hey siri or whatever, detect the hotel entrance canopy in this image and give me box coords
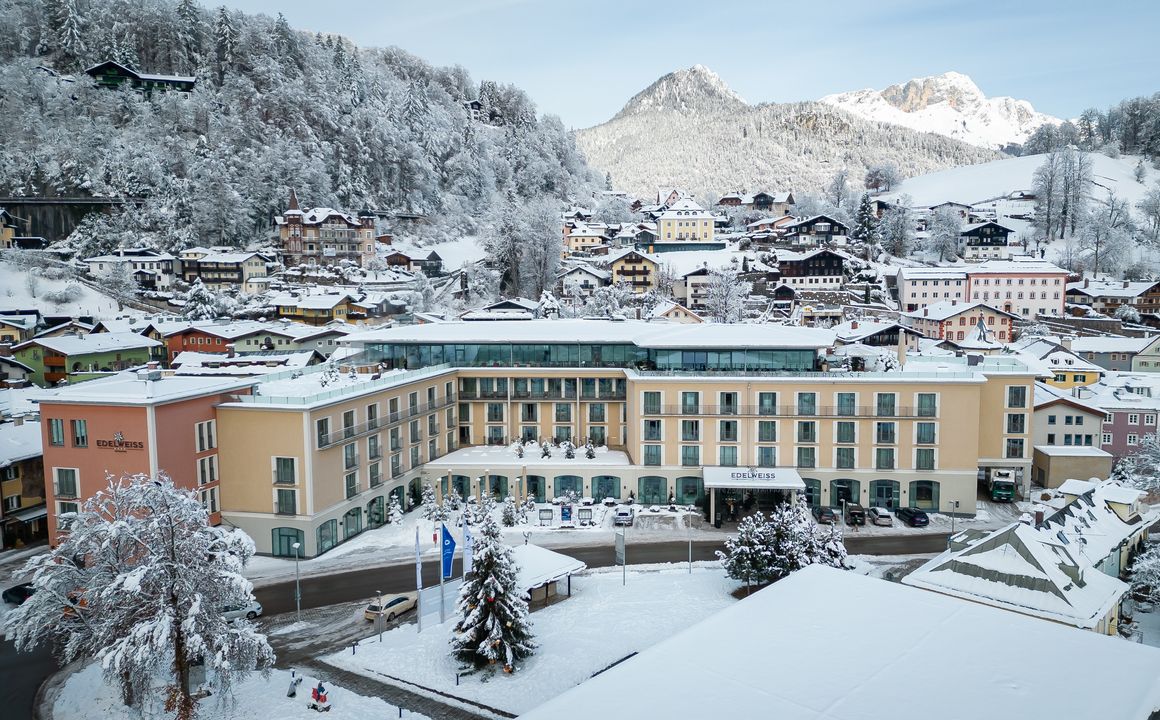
[701,467,805,491]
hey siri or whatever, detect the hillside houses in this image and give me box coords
[274,190,376,268]
[1066,279,1160,317]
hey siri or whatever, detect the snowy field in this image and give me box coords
[0,259,144,319]
[53,664,427,720]
[321,564,740,716]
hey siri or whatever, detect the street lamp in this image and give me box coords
[291,542,302,623]
[375,590,384,642]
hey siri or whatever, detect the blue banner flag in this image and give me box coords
[441,523,457,579]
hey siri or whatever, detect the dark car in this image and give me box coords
[895,506,930,527]
[811,505,837,524]
[844,503,867,526]
[2,582,35,605]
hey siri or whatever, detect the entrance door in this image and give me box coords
[526,475,546,503]
[271,527,303,558]
[869,480,899,509]
[554,475,582,499]
[830,479,859,506]
[367,496,385,527]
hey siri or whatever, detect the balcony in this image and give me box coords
[317,394,456,448]
[642,404,927,418]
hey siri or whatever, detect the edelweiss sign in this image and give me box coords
[702,466,805,490]
[96,431,144,452]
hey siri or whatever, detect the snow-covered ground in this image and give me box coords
[321,564,739,716]
[0,259,145,319]
[53,663,427,720]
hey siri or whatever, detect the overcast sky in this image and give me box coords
[223,0,1159,129]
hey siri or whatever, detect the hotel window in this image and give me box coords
[643,392,661,414]
[1005,438,1025,458]
[555,404,571,423]
[836,421,855,444]
[343,442,358,469]
[875,422,896,444]
[796,447,816,469]
[316,417,330,447]
[758,421,776,442]
[197,455,217,484]
[1007,386,1027,408]
[390,397,400,418]
[835,447,855,469]
[199,487,219,514]
[49,418,65,446]
[196,420,217,451]
[681,445,700,467]
[369,462,382,487]
[409,419,421,443]
[368,434,381,460]
[1047,433,1056,444]
[797,421,817,443]
[836,392,856,416]
[276,488,296,515]
[410,446,420,467]
[1006,414,1026,434]
[408,392,418,411]
[681,392,700,414]
[427,387,436,406]
[875,448,895,470]
[719,446,738,467]
[54,467,79,498]
[719,420,738,442]
[343,410,356,438]
[875,393,896,417]
[916,422,936,444]
[757,392,777,415]
[345,471,359,499]
[71,419,88,448]
[589,403,605,423]
[274,457,296,485]
[1147,415,1157,426]
[554,426,571,443]
[915,448,935,470]
[1047,415,1057,425]
[428,438,437,460]
[1128,413,1140,425]
[681,420,700,441]
[644,420,662,441]
[757,447,776,467]
[643,445,662,466]
[797,392,816,415]
[719,392,738,415]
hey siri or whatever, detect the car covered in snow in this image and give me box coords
[613,505,634,526]
[868,507,893,526]
[2,582,35,605]
[365,592,417,622]
[222,600,263,621]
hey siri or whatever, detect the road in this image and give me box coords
[1,639,58,720]
[254,533,949,615]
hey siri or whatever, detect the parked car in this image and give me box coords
[895,507,930,527]
[868,507,893,526]
[222,601,263,621]
[365,592,418,622]
[614,505,634,526]
[844,503,867,526]
[2,582,35,605]
[811,506,837,524]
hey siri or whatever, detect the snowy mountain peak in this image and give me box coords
[821,72,1060,150]
[613,65,746,120]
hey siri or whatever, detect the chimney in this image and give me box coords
[952,299,957,305]
[1084,278,1089,288]
[1124,280,1130,288]
[1034,509,1045,526]
[851,320,859,330]
[923,308,929,317]
[13,415,23,427]
[146,361,159,370]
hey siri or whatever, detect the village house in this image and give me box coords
[0,416,47,548]
[966,257,1069,318]
[0,208,21,248]
[646,299,702,323]
[1083,372,1160,459]
[273,293,357,326]
[180,249,271,293]
[0,356,35,388]
[1065,279,1160,316]
[1032,382,1105,453]
[831,319,922,351]
[12,332,164,386]
[562,224,608,254]
[170,349,325,377]
[1010,337,1104,389]
[896,267,969,313]
[605,248,660,294]
[557,265,610,298]
[960,221,1015,261]
[775,248,847,290]
[674,267,712,311]
[1069,335,1154,372]
[902,301,1018,343]
[84,60,196,93]
[274,190,376,268]
[84,248,178,291]
[781,215,849,247]
[1130,335,1160,372]
[0,313,40,345]
[654,199,719,250]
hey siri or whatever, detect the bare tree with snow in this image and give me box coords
[704,261,752,323]
[926,206,963,261]
[1078,190,1135,277]
[2,472,273,717]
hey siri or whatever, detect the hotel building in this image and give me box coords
[39,320,1037,557]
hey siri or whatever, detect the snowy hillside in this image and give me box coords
[0,259,144,320]
[576,66,998,200]
[820,72,1060,150]
[882,152,1154,209]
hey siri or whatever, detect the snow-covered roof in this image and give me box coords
[1065,280,1158,299]
[171,350,321,376]
[425,444,630,469]
[1032,381,1106,415]
[520,565,1160,720]
[1068,336,1155,354]
[902,300,1012,322]
[348,319,835,351]
[511,545,586,592]
[0,419,42,467]
[275,207,363,226]
[13,331,161,355]
[832,319,917,343]
[896,266,968,281]
[193,251,265,264]
[904,522,1126,629]
[558,265,612,282]
[604,248,660,265]
[1033,445,1112,458]
[272,293,353,310]
[36,373,252,406]
[969,257,1068,275]
[1035,479,1157,566]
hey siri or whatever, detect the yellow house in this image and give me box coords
[563,225,607,255]
[1013,338,1103,390]
[0,209,18,249]
[607,249,660,294]
[657,199,715,244]
[276,294,355,326]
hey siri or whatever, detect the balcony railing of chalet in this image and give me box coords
[644,404,936,418]
[317,394,457,448]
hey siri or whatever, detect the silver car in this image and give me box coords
[868,507,893,526]
[222,600,263,621]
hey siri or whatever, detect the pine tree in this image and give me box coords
[176,0,203,71]
[501,496,518,527]
[181,278,219,320]
[213,6,235,83]
[55,0,86,69]
[879,202,915,258]
[104,262,138,312]
[420,482,438,521]
[716,512,774,594]
[851,193,878,247]
[388,494,404,524]
[450,511,535,673]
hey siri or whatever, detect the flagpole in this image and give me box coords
[439,522,447,624]
[414,525,423,634]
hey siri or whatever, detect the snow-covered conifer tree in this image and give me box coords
[704,261,752,323]
[420,482,438,520]
[450,510,535,673]
[501,496,518,527]
[716,512,773,594]
[388,494,404,524]
[926,206,963,261]
[2,472,274,716]
[181,278,220,320]
[879,201,915,258]
[850,193,878,246]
